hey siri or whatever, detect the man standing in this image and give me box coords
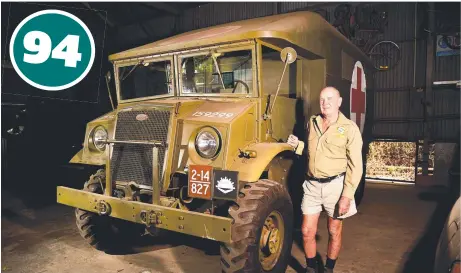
[287,86,363,273]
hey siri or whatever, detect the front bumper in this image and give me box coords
[57,186,232,243]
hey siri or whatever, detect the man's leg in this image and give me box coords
[322,176,346,271]
[302,213,320,257]
[325,217,343,270]
[302,213,320,270]
[301,180,322,271]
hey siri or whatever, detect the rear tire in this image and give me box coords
[75,169,145,252]
[220,179,293,273]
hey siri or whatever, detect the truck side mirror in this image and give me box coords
[280,47,297,64]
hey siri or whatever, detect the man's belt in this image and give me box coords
[306,172,346,183]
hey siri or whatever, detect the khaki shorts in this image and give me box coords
[301,174,357,219]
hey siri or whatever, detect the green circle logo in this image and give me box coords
[9,9,95,91]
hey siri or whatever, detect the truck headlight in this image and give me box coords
[195,127,221,159]
[90,126,108,151]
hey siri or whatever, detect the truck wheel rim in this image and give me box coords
[259,210,284,271]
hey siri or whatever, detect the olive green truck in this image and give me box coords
[57,11,374,273]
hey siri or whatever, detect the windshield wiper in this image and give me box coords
[120,60,144,81]
[211,54,226,89]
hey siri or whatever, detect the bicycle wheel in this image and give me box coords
[368,40,401,71]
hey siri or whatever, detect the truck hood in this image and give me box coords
[116,98,257,124]
[180,99,255,124]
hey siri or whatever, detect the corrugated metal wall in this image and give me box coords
[280,2,311,14]
[372,86,460,142]
[374,89,425,122]
[373,121,425,141]
[372,88,425,141]
[180,3,348,34]
[281,2,337,23]
[381,2,417,42]
[435,55,461,82]
[375,40,427,90]
[116,2,459,142]
[431,87,460,141]
[180,2,276,32]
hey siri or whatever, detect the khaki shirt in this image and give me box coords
[295,112,363,199]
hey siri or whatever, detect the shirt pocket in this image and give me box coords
[324,135,347,159]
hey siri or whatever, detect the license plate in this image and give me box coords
[188,165,213,200]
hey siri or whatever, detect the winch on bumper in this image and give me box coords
[57,186,232,243]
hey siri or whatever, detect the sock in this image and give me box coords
[325,257,337,269]
[306,257,317,269]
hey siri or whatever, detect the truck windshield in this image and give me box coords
[118,59,173,100]
[180,49,253,95]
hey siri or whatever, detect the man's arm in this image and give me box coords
[290,119,311,156]
[342,124,363,199]
[294,140,305,155]
[294,118,313,156]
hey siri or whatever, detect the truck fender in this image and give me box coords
[70,149,84,164]
[69,149,105,166]
[228,142,296,183]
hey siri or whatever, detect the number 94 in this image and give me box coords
[23,31,82,68]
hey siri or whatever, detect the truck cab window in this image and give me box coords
[119,60,173,100]
[180,49,253,95]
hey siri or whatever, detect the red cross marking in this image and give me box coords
[351,67,365,127]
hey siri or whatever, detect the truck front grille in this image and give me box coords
[111,109,171,189]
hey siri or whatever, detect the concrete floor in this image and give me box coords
[1,182,451,273]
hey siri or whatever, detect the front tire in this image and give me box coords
[75,169,145,252]
[220,179,293,273]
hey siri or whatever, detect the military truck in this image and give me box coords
[57,11,375,272]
